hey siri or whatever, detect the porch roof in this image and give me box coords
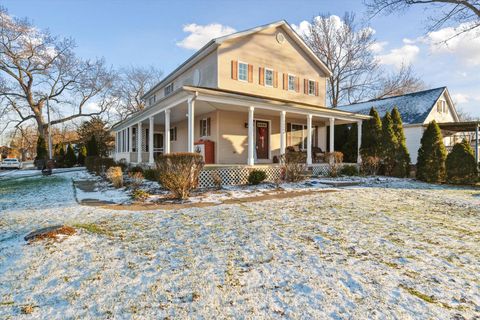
[436,121,480,132]
[112,85,370,132]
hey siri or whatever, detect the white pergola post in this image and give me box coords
[149,116,154,164]
[307,114,312,165]
[137,122,142,163]
[187,98,195,152]
[164,109,171,154]
[329,117,335,153]
[280,111,286,157]
[357,120,363,164]
[247,106,255,166]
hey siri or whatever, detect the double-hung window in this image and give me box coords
[288,75,296,91]
[238,62,248,81]
[265,68,273,87]
[200,118,211,137]
[170,127,177,141]
[308,80,315,95]
[164,83,174,96]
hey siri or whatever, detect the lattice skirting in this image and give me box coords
[199,166,283,188]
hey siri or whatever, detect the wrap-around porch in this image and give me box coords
[113,86,369,167]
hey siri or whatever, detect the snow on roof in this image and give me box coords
[337,87,446,125]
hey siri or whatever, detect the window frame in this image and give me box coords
[164,82,174,96]
[169,126,177,141]
[238,61,248,82]
[264,68,274,87]
[288,74,296,91]
[200,117,211,137]
[308,79,316,96]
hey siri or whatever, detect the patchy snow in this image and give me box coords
[337,87,445,124]
[0,171,479,318]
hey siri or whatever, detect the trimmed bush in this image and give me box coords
[144,168,160,181]
[131,189,149,202]
[360,107,382,158]
[361,156,381,176]
[34,136,48,169]
[446,140,478,184]
[77,145,87,166]
[106,166,123,188]
[380,111,398,176]
[129,166,144,173]
[416,121,447,183]
[94,157,116,176]
[248,170,267,185]
[156,152,204,199]
[64,144,77,167]
[326,151,344,177]
[281,152,306,182]
[85,156,99,172]
[391,107,411,177]
[340,165,359,176]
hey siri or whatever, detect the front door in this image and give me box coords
[153,133,163,159]
[255,120,269,159]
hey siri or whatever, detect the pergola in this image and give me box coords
[437,121,480,163]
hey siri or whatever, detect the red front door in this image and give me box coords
[255,120,269,159]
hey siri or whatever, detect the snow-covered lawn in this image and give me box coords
[0,171,479,318]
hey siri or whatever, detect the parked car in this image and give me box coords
[0,158,22,169]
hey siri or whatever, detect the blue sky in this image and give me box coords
[3,0,480,117]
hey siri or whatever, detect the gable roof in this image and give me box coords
[337,87,451,125]
[142,20,332,99]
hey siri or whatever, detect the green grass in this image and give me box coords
[73,223,111,236]
[399,284,436,303]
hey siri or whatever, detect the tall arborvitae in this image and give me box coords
[381,111,398,175]
[86,135,99,157]
[446,139,478,184]
[35,136,48,161]
[360,107,382,158]
[391,107,411,177]
[416,120,447,183]
[77,145,87,165]
[65,144,77,167]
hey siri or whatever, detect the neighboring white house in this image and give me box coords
[338,87,461,163]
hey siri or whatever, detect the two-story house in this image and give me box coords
[112,21,369,167]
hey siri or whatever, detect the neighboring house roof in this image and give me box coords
[142,20,332,99]
[337,87,452,125]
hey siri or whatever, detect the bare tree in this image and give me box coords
[8,125,37,161]
[115,66,163,121]
[365,0,480,40]
[374,64,425,99]
[0,7,116,140]
[304,13,380,107]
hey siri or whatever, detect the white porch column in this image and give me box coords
[128,126,133,153]
[137,122,142,163]
[149,116,154,164]
[329,117,335,153]
[164,109,171,154]
[247,106,255,165]
[187,98,195,152]
[357,120,363,164]
[280,111,286,156]
[307,114,312,165]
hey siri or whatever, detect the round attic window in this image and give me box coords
[276,32,285,44]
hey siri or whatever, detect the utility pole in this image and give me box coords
[46,97,53,159]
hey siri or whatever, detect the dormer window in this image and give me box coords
[238,62,248,82]
[164,83,174,96]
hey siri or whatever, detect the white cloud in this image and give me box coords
[291,20,311,37]
[423,22,480,65]
[375,41,420,69]
[452,93,469,104]
[370,41,388,54]
[176,23,236,50]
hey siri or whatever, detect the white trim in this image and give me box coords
[253,118,272,162]
[264,68,274,87]
[238,61,248,82]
